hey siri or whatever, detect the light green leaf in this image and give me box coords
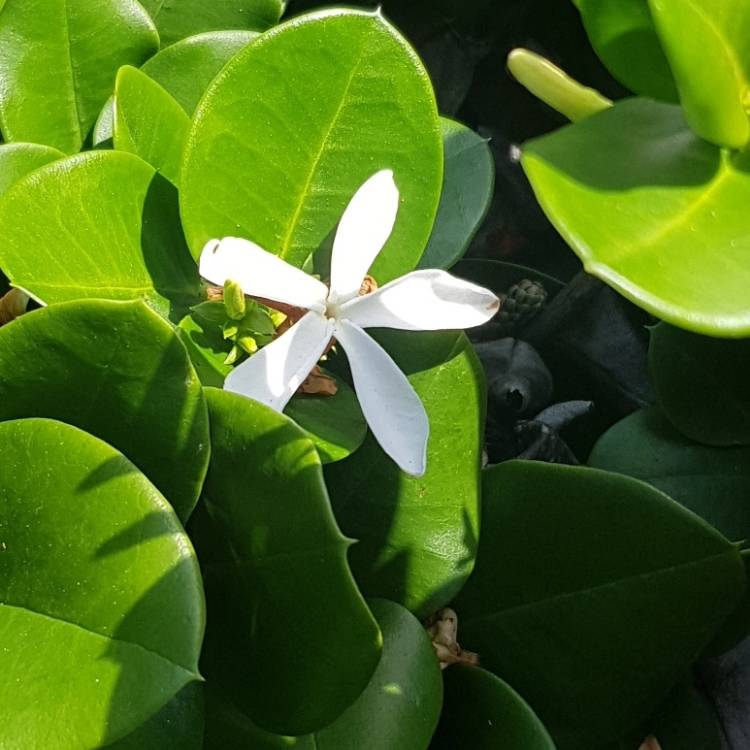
[114,66,191,186]
[94,30,258,145]
[649,323,750,446]
[0,150,201,318]
[431,665,556,750]
[455,460,746,750]
[105,683,204,749]
[0,300,209,521]
[193,388,381,735]
[326,330,484,619]
[139,0,280,46]
[649,0,750,148]
[203,600,442,750]
[523,97,750,336]
[573,0,677,101]
[418,117,494,270]
[0,0,159,153]
[0,418,204,749]
[0,142,64,198]
[180,9,443,281]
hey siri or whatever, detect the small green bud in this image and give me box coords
[224,279,247,320]
[237,335,259,355]
[223,344,242,366]
[222,321,239,340]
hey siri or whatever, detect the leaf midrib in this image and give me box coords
[277,28,371,260]
[0,600,199,676]
[463,547,739,628]
[60,0,83,145]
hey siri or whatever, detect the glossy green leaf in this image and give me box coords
[454,460,746,750]
[94,30,258,145]
[180,9,443,281]
[0,418,204,748]
[326,331,484,619]
[452,259,564,297]
[0,0,158,153]
[106,683,204,750]
[204,600,442,750]
[0,142,64,198]
[648,0,750,148]
[0,150,201,318]
[139,0,280,46]
[418,118,494,270]
[523,98,750,336]
[114,66,190,186]
[573,0,678,101]
[0,300,209,520]
[649,323,750,446]
[431,665,556,750]
[588,408,750,541]
[195,388,381,735]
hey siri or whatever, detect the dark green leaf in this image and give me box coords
[431,665,556,750]
[649,323,750,446]
[588,407,750,541]
[0,0,158,153]
[0,418,204,748]
[455,460,746,750]
[195,388,381,735]
[203,599,442,750]
[0,142,64,198]
[0,151,201,318]
[105,683,204,750]
[0,300,209,520]
[573,0,677,101]
[114,66,190,186]
[139,0,280,46]
[180,9,443,281]
[326,331,484,619]
[523,98,750,336]
[418,118,494,270]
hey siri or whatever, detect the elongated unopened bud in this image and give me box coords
[223,279,246,320]
[507,48,612,122]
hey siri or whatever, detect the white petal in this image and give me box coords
[199,237,328,312]
[224,311,334,412]
[328,170,400,305]
[334,320,428,476]
[341,269,500,331]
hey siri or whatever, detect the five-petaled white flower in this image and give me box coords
[199,170,500,476]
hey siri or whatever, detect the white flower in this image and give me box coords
[199,170,500,476]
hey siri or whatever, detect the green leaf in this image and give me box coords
[194,388,381,735]
[573,0,678,101]
[649,323,750,446]
[139,0,280,47]
[648,0,750,148]
[0,418,204,748]
[0,0,159,153]
[285,379,367,464]
[180,9,443,281]
[454,460,746,750]
[326,331,484,619]
[523,97,750,336]
[94,31,258,145]
[0,142,64,198]
[106,683,204,750]
[418,117,494,270]
[451,259,564,297]
[0,150,201,318]
[620,680,722,750]
[431,665,556,750]
[0,300,209,520]
[203,600,442,750]
[588,408,750,541]
[114,66,190,186]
